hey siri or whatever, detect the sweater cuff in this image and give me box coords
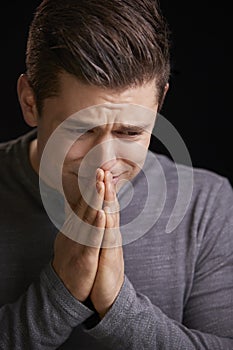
[41,262,94,325]
[82,275,136,339]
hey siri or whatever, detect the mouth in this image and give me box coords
[70,170,129,184]
[112,175,120,185]
[112,170,129,185]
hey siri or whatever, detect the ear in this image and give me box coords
[164,83,169,97]
[158,83,169,112]
[17,74,39,127]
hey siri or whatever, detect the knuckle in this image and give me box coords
[82,214,91,224]
[82,213,96,225]
[88,228,103,247]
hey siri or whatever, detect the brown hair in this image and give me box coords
[26,0,171,115]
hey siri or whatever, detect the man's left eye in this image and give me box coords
[127,132,140,136]
[116,131,142,136]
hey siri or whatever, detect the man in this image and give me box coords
[0,0,233,349]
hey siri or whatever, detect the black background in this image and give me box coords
[1,1,232,185]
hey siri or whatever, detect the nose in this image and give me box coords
[82,134,118,174]
[94,136,117,171]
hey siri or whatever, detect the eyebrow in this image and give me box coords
[64,120,152,131]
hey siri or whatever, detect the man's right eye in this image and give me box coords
[75,129,89,134]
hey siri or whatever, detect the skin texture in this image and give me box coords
[17,71,167,317]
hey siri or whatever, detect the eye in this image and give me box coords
[78,129,94,134]
[127,131,141,136]
[67,128,94,134]
[115,130,143,137]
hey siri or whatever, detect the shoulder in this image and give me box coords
[0,129,37,159]
[0,137,20,173]
[148,150,232,196]
[145,151,233,232]
[0,130,37,182]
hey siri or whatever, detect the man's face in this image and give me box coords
[34,73,159,206]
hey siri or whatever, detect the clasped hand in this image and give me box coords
[52,169,124,318]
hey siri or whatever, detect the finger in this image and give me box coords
[63,181,105,243]
[81,180,105,226]
[104,171,116,202]
[62,168,105,245]
[104,171,119,214]
[83,209,106,249]
[104,171,119,229]
[64,178,92,219]
[61,204,106,248]
[75,169,105,223]
[105,205,116,228]
[102,172,121,248]
[101,206,122,248]
[96,167,104,182]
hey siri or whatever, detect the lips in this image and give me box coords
[112,175,120,184]
[112,171,128,184]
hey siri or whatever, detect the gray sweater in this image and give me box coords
[0,130,233,349]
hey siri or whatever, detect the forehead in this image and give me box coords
[65,103,157,128]
[41,72,159,127]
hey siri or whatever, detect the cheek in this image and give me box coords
[117,138,150,168]
[64,140,92,162]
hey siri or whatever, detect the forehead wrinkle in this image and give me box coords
[68,102,155,129]
[68,104,122,127]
